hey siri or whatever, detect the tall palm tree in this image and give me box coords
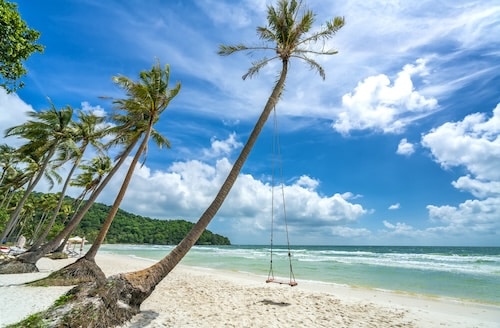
[120,0,343,290]
[17,1,344,326]
[58,61,179,275]
[0,104,74,243]
[28,110,108,250]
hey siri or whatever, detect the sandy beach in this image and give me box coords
[0,253,498,327]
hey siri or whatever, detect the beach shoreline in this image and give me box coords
[0,253,498,327]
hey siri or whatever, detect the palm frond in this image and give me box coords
[298,16,345,46]
[291,53,326,79]
[243,56,277,80]
[151,130,171,149]
[218,44,250,56]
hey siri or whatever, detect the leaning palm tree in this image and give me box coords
[12,1,345,326]
[43,60,180,280]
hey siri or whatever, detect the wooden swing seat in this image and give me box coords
[266,278,298,287]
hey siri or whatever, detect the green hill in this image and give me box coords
[77,201,231,245]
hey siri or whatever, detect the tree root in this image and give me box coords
[10,275,145,328]
[0,258,38,274]
[28,257,106,286]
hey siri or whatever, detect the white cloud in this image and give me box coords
[95,134,368,243]
[333,59,438,135]
[295,175,319,190]
[382,220,418,236]
[422,103,500,195]
[80,101,106,117]
[330,226,371,238]
[0,89,35,147]
[427,197,500,233]
[388,203,400,210]
[396,138,415,156]
[202,133,243,159]
[452,176,500,199]
[420,103,500,239]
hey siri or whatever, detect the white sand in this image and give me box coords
[1,253,499,327]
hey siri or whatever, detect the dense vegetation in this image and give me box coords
[0,192,230,246]
[78,201,231,245]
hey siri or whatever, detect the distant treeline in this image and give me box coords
[79,201,231,245]
[0,192,230,246]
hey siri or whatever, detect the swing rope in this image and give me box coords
[266,107,297,287]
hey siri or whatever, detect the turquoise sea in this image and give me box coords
[98,244,500,305]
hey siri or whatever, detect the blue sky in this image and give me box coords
[1,0,499,246]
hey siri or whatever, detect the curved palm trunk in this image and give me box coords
[14,60,289,327]
[85,127,152,260]
[123,60,288,299]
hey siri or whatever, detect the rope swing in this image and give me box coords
[266,107,297,287]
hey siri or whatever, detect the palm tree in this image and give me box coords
[46,61,180,280]
[28,110,108,250]
[0,104,73,243]
[119,0,344,292]
[83,61,179,259]
[16,1,345,326]
[70,155,113,211]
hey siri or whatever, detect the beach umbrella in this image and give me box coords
[68,236,84,243]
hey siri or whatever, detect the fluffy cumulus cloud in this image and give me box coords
[81,101,106,117]
[202,133,242,159]
[95,134,368,243]
[376,104,500,244]
[422,103,500,194]
[420,103,500,239]
[333,59,438,135]
[396,138,415,156]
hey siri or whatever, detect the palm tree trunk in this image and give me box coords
[84,128,152,260]
[123,59,289,296]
